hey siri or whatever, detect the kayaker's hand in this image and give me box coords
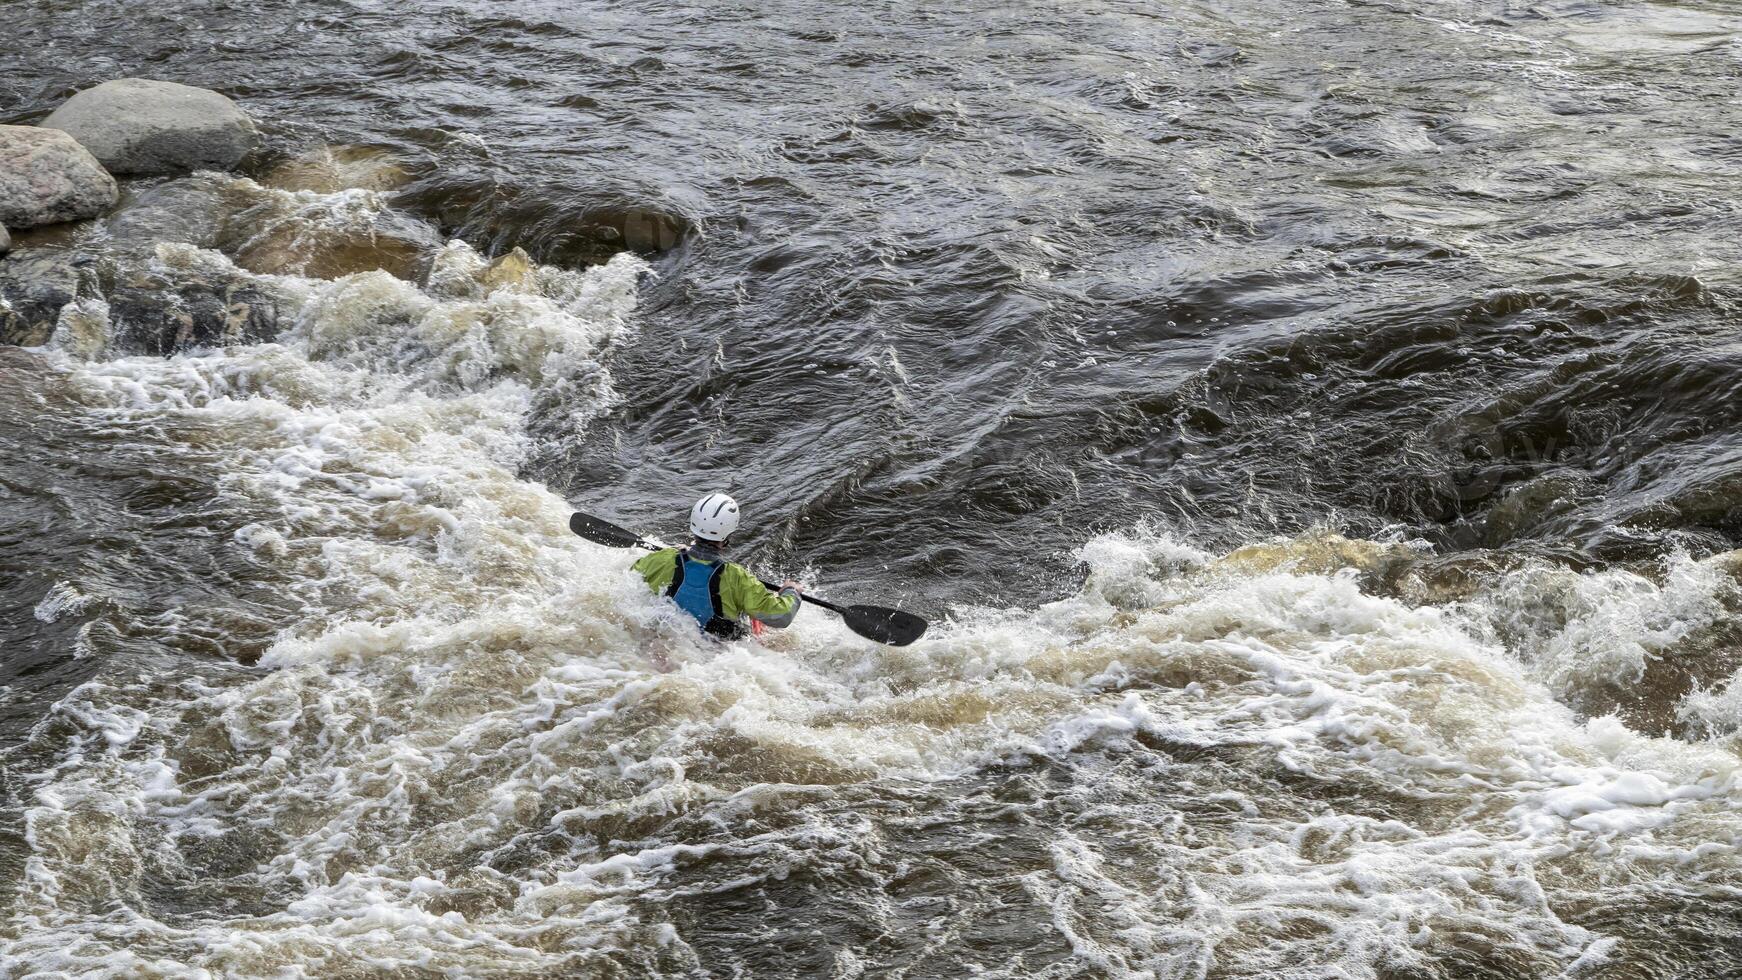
[782,579,801,593]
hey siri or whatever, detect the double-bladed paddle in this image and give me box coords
[568,511,928,646]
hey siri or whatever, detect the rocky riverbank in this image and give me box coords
[0,78,422,353]
[0,76,684,357]
[1,78,254,232]
[0,77,266,350]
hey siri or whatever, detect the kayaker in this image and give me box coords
[632,493,802,639]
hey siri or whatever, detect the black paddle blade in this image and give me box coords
[841,605,929,646]
[569,512,651,550]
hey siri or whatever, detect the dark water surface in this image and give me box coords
[4,1,1742,976]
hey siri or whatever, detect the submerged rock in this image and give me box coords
[227,197,441,281]
[0,126,119,229]
[0,248,101,347]
[263,145,410,195]
[576,204,689,255]
[42,78,259,176]
[104,175,243,250]
[479,247,538,293]
[424,868,517,920]
[396,179,692,265]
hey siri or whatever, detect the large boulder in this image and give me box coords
[42,78,259,176]
[0,126,119,229]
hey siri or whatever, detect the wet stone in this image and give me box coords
[104,176,241,250]
[43,78,259,176]
[226,201,442,282]
[396,179,691,266]
[0,248,100,347]
[479,246,537,293]
[2,245,282,354]
[0,125,119,229]
[106,265,281,354]
[570,205,689,256]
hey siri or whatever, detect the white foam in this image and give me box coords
[1475,551,1739,699]
[9,189,1742,973]
[14,523,1742,975]
[33,581,94,624]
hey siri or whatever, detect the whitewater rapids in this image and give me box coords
[2,184,1739,977]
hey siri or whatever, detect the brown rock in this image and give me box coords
[228,205,441,281]
[262,145,411,195]
[479,247,538,293]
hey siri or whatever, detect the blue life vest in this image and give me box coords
[665,550,746,639]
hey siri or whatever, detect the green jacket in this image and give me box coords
[633,545,802,628]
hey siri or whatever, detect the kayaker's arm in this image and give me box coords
[632,547,681,593]
[725,565,802,628]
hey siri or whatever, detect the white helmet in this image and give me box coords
[689,492,740,541]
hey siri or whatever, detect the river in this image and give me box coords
[3,0,1741,976]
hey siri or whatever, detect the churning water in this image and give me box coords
[4,0,1742,976]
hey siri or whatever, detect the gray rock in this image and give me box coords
[0,248,102,347]
[0,225,9,255]
[106,265,281,354]
[104,175,240,250]
[1,245,280,353]
[0,126,119,229]
[43,78,259,176]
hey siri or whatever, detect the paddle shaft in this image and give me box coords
[755,576,845,615]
